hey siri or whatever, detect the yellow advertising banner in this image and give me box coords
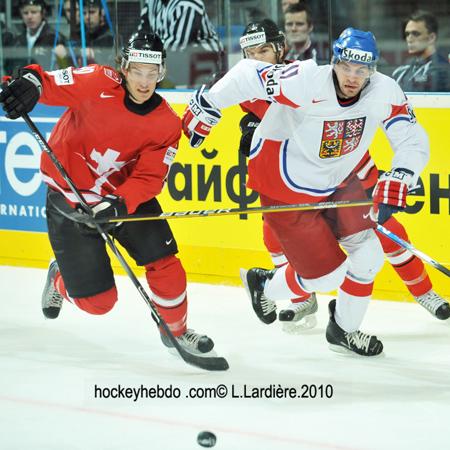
[0,95,449,301]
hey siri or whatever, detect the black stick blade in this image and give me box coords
[182,352,230,371]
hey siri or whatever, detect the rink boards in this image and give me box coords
[0,92,449,300]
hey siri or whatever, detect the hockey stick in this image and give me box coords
[328,0,333,61]
[376,224,450,277]
[91,200,373,224]
[23,113,229,371]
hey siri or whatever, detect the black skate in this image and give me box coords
[160,329,215,354]
[41,260,64,319]
[240,268,277,324]
[326,300,383,356]
[414,290,450,320]
[279,293,318,333]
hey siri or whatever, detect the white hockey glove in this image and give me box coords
[371,168,414,224]
[182,85,222,148]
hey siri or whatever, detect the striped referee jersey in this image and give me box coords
[138,0,223,52]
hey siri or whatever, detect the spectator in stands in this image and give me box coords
[1,20,14,48]
[4,0,65,73]
[60,0,115,67]
[393,10,449,92]
[83,0,115,65]
[284,2,325,63]
[63,0,80,39]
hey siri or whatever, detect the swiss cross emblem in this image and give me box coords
[319,117,366,158]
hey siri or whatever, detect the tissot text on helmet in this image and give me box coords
[128,50,162,65]
[240,32,267,49]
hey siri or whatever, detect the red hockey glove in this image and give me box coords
[371,168,414,224]
[182,85,221,148]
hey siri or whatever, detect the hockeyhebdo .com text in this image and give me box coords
[93,383,334,401]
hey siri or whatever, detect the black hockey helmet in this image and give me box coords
[121,31,166,81]
[240,19,286,62]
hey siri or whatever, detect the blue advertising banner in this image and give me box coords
[0,104,66,232]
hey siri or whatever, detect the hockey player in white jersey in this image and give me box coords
[182,28,430,356]
[238,19,319,333]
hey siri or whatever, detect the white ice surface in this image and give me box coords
[1,266,450,450]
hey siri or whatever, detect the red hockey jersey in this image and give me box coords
[30,64,181,214]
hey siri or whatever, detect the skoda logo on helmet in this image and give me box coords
[342,47,373,63]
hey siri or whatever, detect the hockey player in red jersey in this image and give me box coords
[356,156,449,319]
[238,19,318,333]
[0,31,216,356]
[238,22,450,325]
[183,28,438,356]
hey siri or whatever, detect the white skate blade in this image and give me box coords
[282,314,317,334]
[328,344,384,358]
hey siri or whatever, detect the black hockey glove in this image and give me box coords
[0,69,42,119]
[82,195,128,234]
[238,113,260,157]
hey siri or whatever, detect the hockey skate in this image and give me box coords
[279,293,318,334]
[160,329,215,355]
[413,290,450,320]
[326,300,383,356]
[41,260,64,319]
[240,267,277,324]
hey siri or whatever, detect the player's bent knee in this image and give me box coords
[342,229,384,281]
[302,259,349,293]
[145,255,187,299]
[73,286,118,315]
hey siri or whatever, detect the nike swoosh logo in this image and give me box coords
[165,239,173,245]
[363,212,371,219]
[100,92,114,98]
[312,99,326,103]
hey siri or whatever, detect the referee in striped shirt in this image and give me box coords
[138,0,223,53]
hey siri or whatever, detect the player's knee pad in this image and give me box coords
[301,258,349,293]
[375,216,409,253]
[145,255,187,300]
[73,286,118,315]
[340,229,384,282]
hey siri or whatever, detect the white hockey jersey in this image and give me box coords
[207,59,429,203]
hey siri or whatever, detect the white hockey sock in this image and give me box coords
[335,288,371,333]
[264,264,311,301]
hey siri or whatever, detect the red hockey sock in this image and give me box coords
[376,217,432,297]
[263,220,288,266]
[145,255,188,337]
[73,287,118,315]
[285,265,311,298]
[340,276,374,297]
[54,270,118,314]
[54,271,70,301]
[336,276,374,332]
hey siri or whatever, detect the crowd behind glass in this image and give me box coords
[0,0,449,91]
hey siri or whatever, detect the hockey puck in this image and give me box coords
[197,431,216,447]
